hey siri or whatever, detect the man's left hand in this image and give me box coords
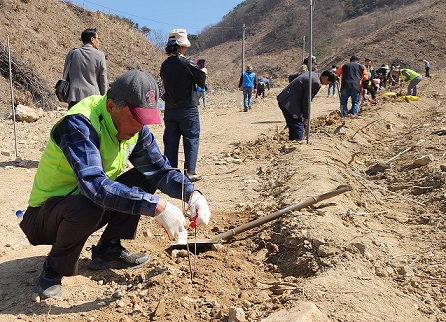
[189,192,211,228]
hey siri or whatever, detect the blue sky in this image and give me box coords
[67,0,244,37]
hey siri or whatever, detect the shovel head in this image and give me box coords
[169,227,219,250]
[169,237,217,251]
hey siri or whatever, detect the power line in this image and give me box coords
[66,0,173,27]
[63,0,238,33]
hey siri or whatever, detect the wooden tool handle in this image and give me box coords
[209,185,352,243]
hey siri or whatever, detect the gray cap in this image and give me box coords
[107,69,160,125]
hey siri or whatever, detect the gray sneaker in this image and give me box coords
[89,239,150,270]
[34,259,62,299]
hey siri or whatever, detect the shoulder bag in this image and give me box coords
[55,52,73,103]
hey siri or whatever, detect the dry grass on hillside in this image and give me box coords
[199,0,443,90]
[0,0,164,112]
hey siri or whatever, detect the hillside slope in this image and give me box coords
[197,0,421,53]
[0,0,164,113]
[1,0,443,105]
[197,0,443,89]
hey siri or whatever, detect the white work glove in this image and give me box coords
[189,192,211,228]
[154,201,186,240]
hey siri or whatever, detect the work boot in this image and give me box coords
[89,239,150,270]
[34,259,62,299]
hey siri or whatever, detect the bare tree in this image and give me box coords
[140,26,150,36]
[147,29,166,50]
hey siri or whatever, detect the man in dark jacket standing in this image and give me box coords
[277,70,337,141]
[63,28,108,109]
[160,29,207,182]
[336,55,368,117]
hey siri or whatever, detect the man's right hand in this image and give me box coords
[154,200,186,240]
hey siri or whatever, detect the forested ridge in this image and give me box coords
[342,0,417,18]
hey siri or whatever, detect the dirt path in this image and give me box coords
[0,81,445,321]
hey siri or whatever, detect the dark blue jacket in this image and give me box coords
[277,71,321,119]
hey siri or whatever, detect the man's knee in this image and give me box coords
[83,205,104,228]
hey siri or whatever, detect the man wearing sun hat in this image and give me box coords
[160,28,207,182]
[392,67,422,96]
[20,69,211,299]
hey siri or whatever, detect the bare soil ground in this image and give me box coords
[0,74,445,321]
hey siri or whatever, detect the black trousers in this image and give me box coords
[368,86,377,100]
[20,168,156,276]
[279,105,305,141]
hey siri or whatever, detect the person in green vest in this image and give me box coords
[393,68,422,96]
[19,69,211,299]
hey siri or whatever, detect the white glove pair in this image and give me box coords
[154,193,211,240]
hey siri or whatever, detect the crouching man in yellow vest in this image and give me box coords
[20,69,211,299]
[393,68,422,96]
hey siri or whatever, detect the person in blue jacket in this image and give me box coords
[197,84,207,107]
[238,65,257,112]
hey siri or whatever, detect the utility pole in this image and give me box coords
[306,0,315,144]
[7,36,18,157]
[241,23,245,75]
